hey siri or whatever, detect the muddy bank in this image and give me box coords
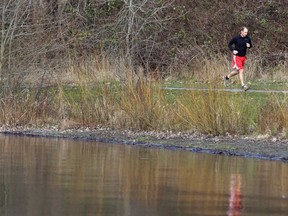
[1,127,288,162]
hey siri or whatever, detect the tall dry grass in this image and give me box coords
[0,54,288,138]
[171,54,261,84]
[257,94,288,136]
[176,87,254,135]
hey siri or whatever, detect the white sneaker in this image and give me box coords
[242,84,249,91]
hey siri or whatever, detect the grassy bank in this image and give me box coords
[0,55,287,138]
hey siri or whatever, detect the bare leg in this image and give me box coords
[238,69,245,86]
[224,69,242,87]
[227,69,239,78]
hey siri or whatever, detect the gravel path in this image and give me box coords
[163,87,288,94]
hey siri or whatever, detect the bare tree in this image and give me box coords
[0,0,24,83]
[113,0,174,72]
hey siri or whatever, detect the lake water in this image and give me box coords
[0,134,287,216]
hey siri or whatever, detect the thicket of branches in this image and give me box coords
[0,0,287,85]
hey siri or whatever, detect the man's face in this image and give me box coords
[240,28,248,37]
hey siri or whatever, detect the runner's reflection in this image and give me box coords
[227,174,243,216]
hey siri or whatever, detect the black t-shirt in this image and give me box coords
[228,34,252,56]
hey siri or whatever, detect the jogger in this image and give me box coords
[224,27,252,91]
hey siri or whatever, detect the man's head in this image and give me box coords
[240,27,248,37]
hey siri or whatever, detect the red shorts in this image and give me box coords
[232,55,246,70]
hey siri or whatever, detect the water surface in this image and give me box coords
[0,135,287,216]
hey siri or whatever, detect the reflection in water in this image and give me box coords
[227,174,242,216]
[0,135,288,216]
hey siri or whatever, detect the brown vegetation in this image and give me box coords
[0,0,287,86]
[0,0,287,137]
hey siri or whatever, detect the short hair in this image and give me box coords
[240,26,248,32]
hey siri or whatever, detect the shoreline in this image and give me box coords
[1,127,288,163]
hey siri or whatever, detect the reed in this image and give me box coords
[0,87,53,126]
[176,86,255,135]
[0,90,32,125]
[115,74,172,130]
[257,94,288,136]
[60,69,171,131]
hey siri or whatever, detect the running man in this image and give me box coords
[224,27,252,91]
